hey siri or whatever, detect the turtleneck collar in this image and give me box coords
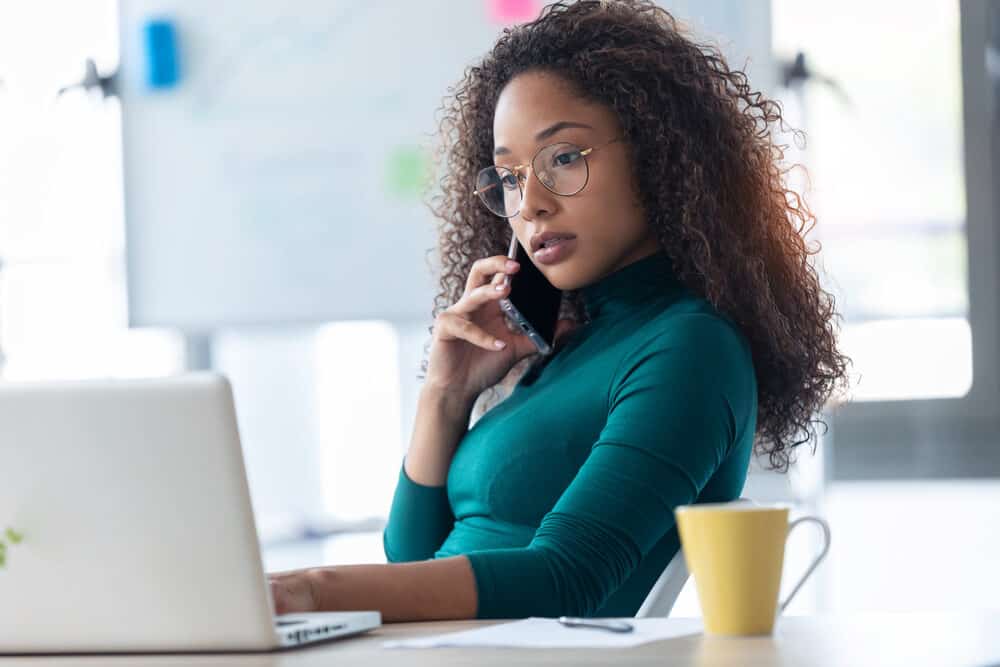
[579,249,684,321]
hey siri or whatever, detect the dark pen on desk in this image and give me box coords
[557,617,635,633]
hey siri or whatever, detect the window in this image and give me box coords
[771,1,1000,478]
[772,0,971,402]
[0,1,185,381]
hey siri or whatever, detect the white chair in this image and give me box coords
[635,547,689,617]
[635,497,754,618]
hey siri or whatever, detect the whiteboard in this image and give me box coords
[118,0,772,332]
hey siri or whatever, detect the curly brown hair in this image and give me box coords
[417,0,852,473]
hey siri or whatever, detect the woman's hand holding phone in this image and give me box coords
[425,255,533,403]
[425,254,574,405]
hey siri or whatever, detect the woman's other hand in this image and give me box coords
[269,569,323,614]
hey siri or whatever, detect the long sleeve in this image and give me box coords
[382,459,456,562]
[463,318,753,618]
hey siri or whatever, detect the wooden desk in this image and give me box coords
[3,611,999,666]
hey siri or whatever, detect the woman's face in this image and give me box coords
[491,70,660,290]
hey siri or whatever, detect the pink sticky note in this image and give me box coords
[487,0,541,24]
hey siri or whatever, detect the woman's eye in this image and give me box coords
[552,150,582,167]
[500,173,519,188]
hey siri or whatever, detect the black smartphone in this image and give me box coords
[498,232,562,355]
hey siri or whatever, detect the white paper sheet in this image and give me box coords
[382,617,704,649]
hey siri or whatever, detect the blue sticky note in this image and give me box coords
[143,19,180,89]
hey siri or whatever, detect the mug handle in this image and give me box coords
[778,515,831,614]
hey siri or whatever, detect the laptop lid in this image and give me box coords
[0,373,280,652]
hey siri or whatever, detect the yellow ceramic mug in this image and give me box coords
[675,501,831,636]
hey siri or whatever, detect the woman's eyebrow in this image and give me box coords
[493,121,594,156]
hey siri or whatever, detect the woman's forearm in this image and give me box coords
[404,385,474,486]
[311,555,478,622]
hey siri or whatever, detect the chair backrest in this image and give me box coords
[635,497,754,618]
[634,547,688,618]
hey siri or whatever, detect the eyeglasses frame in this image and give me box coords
[471,136,624,218]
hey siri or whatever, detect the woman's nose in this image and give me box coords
[518,165,556,221]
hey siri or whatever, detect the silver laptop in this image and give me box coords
[0,372,381,653]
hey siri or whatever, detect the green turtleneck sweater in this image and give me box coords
[383,250,757,619]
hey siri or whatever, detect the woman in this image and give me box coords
[269,0,851,621]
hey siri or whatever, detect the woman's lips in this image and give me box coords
[533,237,577,264]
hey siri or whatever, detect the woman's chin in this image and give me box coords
[537,263,583,292]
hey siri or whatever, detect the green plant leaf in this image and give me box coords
[5,528,22,544]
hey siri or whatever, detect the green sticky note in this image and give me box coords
[385,145,430,199]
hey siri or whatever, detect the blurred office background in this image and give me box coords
[1,0,997,616]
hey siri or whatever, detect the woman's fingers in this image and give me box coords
[435,310,508,351]
[450,279,510,315]
[434,253,527,352]
[269,571,320,614]
[465,255,519,293]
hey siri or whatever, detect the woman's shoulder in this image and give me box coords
[619,293,754,379]
[602,294,758,443]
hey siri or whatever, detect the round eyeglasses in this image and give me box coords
[471,137,623,218]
